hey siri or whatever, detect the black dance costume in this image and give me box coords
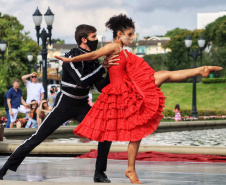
[0,47,111,177]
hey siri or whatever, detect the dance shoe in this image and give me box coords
[0,171,4,180]
[125,170,142,184]
[94,171,111,183]
[0,166,8,180]
[201,66,223,78]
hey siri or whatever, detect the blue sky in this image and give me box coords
[1,0,226,43]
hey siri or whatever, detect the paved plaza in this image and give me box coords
[1,156,226,184]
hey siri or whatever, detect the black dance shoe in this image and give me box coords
[0,172,4,180]
[94,171,111,183]
[0,166,8,180]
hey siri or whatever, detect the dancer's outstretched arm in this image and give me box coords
[55,43,119,63]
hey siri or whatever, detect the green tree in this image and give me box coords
[204,16,226,47]
[143,54,168,71]
[164,28,204,71]
[0,12,40,105]
[203,16,226,77]
[143,36,150,40]
[49,38,65,45]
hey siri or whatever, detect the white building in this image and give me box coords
[197,11,226,29]
[133,36,170,57]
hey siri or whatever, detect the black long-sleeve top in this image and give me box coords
[60,47,110,99]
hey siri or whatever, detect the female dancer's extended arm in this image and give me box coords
[55,43,119,63]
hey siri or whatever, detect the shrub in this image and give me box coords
[163,108,226,117]
[202,78,226,84]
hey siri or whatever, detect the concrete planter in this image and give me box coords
[0,124,4,141]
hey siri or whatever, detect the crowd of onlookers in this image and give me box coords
[3,72,94,129]
[3,72,60,129]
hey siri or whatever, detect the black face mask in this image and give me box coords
[50,90,54,94]
[86,39,98,51]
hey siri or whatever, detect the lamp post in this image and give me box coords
[37,52,43,72]
[27,51,33,73]
[28,52,40,72]
[185,35,206,119]
[0,39,7,64]
[33,7,54,99]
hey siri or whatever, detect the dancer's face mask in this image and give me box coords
[120,34,133,46]
[86,39,98,51]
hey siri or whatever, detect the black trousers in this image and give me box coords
[4,92,112,172]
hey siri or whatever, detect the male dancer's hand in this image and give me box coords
[102,55,119,69]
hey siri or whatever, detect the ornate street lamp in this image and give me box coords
[0,39,7,64]
[37,52,43,72]
[185,35,206,119]
[27,51,33,73]
[37,52,43,62]
[33,7,54,99]
[28,52,40,72]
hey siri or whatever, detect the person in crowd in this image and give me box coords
[25,100,39,128]
[0,24,118,183]
[54,86,60,93]
[4,86,12,128]
[55,14,222,184]
[37,99,52,126]
[21,72,44,104]
[15,118,28,128]
[7,79,30,128]
[174,104,182,122]
[48,87,57,107]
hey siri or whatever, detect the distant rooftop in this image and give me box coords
[147,36,170,41]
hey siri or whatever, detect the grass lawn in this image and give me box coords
[0,83,225,117]
[92,83,226,110]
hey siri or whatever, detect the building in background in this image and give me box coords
[132,36,170,57]
[197,11,226,29]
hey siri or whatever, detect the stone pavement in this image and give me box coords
[1,156,226,184]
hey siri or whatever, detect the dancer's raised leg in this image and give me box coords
[154,66,222,87]
[125,140,142,184]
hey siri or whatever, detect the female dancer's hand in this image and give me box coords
[54,56,72,63]
[103,54,120,68]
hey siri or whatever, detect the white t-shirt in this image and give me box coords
[25,80,45,103]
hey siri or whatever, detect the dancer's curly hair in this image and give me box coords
[105,14,135,39]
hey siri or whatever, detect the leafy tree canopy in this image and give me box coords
[0,12,40,105]
[204,15,226,47]
[163,28,204,71]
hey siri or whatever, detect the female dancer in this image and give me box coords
[55,14,222,184]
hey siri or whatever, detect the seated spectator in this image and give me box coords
[25,100,39,128]
[37,100,52,126]
[15,100,39,128]
[16,118,28,128]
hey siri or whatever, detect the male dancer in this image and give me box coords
[0,24,119,183]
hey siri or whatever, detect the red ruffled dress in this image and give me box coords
[74,50,165,142]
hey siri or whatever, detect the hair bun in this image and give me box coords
[105,14,135,38]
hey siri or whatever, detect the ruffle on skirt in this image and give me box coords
[74,51,166,142]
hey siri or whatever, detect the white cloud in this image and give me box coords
[1,0,226,43]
